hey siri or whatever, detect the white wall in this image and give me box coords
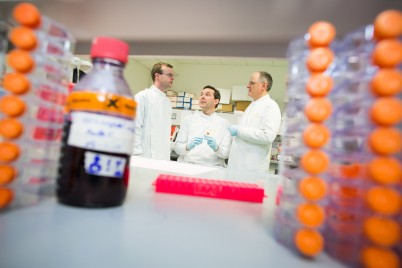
[125,58,151,93]
[171,62,287,111]
[128,58,288,112]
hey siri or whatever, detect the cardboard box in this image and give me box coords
[235,101,251,112]
[177,91,186,97]
[177,96,192,103]
[217,104,233,113]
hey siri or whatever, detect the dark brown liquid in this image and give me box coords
[57,121,130,207]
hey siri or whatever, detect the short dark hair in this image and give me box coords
[203,85,220,108]
[259,71,273,91]
[151,62,173,82]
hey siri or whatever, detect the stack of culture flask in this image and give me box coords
[276,9,401,268]
[0,2,75,210]
[324,10,401,268]
[274,21,336,258]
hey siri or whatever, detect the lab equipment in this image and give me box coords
[57,37,136,208]
[154,174,265,203]
[0,2,74,210]
[275,20,335,258]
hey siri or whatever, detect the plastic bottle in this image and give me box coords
[57,37,136,208]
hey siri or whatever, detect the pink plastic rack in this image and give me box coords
[154,174,265,203]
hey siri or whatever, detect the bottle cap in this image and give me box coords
[372,99,401,124]
[3,73,30,94]
[337,184,361,199]
[368,127,401,155]
[307,21,336,47]
[306,47,334,73]
[364,217,400,247]
[0,165,16,185]
[0,142,20,162]
[374,10,402,40]
[366,186,400,215]
[0,118,24,139]
[361,247,400,268]
[371,68,402,96]
[332,162,364,179]
[304,98,332,123]
[306,73,333,97]
[296,203,325,227]
[301,150,329,174]
[0,188,14,209]
[7,49,35,73]
[368,157,401,185]
[372,39,402,68]
[90,37,129,64]
[13,2,41,28]
[294,229,323,257]
[0,95,26,117]
[9,27,37,51]
[370,98,401,126]
[303,123,330,148]
[299,176,327,201]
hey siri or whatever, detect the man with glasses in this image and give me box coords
[132,62,175,160]
[227,71,281,172]
[174,86,232,167]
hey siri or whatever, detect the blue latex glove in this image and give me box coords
[228,125,239,136]
[204,136,218,151]
[186,137,203,151]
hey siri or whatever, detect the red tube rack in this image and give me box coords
[154,174,265,203]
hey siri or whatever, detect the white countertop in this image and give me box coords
[0,157,346,268]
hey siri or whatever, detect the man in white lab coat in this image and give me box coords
[228,72,281,172]
[174,86,232,167]
[132,62,174,160]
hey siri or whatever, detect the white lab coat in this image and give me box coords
[132,86,172,160]
[174,111,232,167]
[228,94,281,172]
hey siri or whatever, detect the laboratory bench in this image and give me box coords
[0,157,346,268]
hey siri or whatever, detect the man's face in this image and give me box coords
[247,72,266,100]
[157,66,175,89]
[199,88,218,110]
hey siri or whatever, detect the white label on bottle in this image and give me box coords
[84,151,126,178]
[68,111,135,154]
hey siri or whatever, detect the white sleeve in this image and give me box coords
[238,103,281,145]
[132,91,146,155]
[215,120,232,159]
[174,115,191,155]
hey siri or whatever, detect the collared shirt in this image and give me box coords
[228,94,281,172]
[174,111,232,167]
[132,85,172,160]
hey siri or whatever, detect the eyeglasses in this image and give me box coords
[248,81,265,85]
[160,73,176,78]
